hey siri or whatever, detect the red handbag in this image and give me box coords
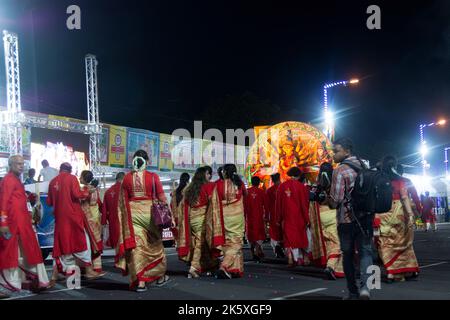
[151,175,173,228]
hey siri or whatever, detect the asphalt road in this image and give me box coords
[4,223,450,300]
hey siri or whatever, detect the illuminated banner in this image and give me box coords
[0,126,31,159]
[173,136,196,171]
[201,139,223,171]
[201,140,212,166]
[0,126,7,157]
[99,125,109,164]
[224,142,235,165]
[108,125,127,168]
[22,127,31,160]
[159,133,173,172]
[236,145,248,177]
[126,129,159,169]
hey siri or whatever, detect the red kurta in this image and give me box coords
[422,197,436,223]
[244,186,267,243]
[102,182,121,248]
[275,179,310,249]
[46,172,90,258]
[265,183,281,241]
[0,173,43,269]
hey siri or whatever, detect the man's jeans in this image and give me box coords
[337,215,374,295]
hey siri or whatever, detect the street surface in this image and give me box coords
[4,223,450,300]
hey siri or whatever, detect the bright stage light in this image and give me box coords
[437,119,446,126]
[324,110,334,125]
[349,79,359,84]
[420,144,428,156]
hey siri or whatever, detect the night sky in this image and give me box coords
[1,0,449,175]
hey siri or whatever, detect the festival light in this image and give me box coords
[324,110,334,126]
[420,143,428,157]
[419,119,447,176]
[445,147,450,179]
[323,78,359,140]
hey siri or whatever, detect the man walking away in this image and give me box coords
[327,138,374,300]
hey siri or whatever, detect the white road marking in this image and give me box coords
[4,294,36,300]
[48,287,85,294]
[4,286,86,300]
[271,288,328,300]
[421,262,448,269]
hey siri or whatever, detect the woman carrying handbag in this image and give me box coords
[115,150,171,292]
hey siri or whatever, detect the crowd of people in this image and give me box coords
[0,138,440,299]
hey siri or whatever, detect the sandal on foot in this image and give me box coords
[155,275,171,287]
[188,268,200,278]
[85,271,107,280]
[46,279,58,289]
[136,286,148,292]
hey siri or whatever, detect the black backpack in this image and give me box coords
[342,159,393,215]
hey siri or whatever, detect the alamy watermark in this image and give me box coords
[367,5,381,30]
[66,5,81,30]
[66,265,81,290]
[366,265,381,290]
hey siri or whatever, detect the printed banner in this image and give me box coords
[172,136,196,171]
[108,125,127,168]
[202,139,212,166]
[99,125,109,164]
[224,142,235,165]
[236,145,248,177]
[159,133,173,171]
[126,129,159,169]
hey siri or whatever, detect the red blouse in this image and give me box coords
[122,170,166,202]
[215,179,246,204]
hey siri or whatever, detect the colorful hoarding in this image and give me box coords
[108,125,127,168]
[99,125,109,164]
[127,128,159,169]
[173,136,196,171]
[126,129,159,169]
[159,133,173,171]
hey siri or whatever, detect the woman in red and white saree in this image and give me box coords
[376,156,419,282]
[177,167,224,277]
[116,150,168,292]
[170,173,190,247]
[215,164,246,279]
[80,170,104,273]
[308,163,344,279]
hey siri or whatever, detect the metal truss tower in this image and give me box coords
[85,54,102,174]
[3,30,23,156]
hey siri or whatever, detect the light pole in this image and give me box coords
[419,119,446,176]
[323,78,359,141]
[445,147,450,179]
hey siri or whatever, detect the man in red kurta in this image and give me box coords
[265,173,284,258]
[102,172,125,249]
[46,162,105,287]
[244,176,267,261]
[0,155,49,294]
[422,191,436,232]
[275,167,310,266]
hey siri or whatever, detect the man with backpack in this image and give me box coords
[327,138,384,300]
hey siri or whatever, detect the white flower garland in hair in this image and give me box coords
[132,156,147,172]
